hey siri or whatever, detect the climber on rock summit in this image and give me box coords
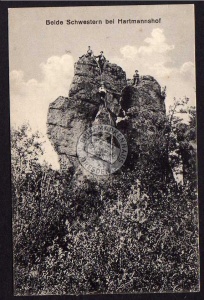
[95,51,106,72]
[79,46,93,59]
[86,46,93,57]
[133,70,139,86]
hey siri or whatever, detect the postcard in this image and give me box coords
[9,4,199,295]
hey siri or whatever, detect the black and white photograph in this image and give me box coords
[9,4,199,295]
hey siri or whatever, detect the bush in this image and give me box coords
[12,124,199,295]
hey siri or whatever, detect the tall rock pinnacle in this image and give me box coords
[47,54,171,184]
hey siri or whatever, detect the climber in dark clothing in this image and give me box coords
[133,70,139,86]
[95,51,106,72]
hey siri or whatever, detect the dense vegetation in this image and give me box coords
[12,101,199,295]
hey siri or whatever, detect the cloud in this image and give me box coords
[120,45,138,60]
[10,36,196,169]
[120,28,174,61]
[141,28,174,54]
[111,28,196,110]
[114,28,175,76]
[10,54,74,169]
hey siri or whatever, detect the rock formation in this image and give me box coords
[47,54,171,184]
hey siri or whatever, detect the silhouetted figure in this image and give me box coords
[133,70,139,86]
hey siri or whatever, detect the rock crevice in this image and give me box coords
[47,54,170,182]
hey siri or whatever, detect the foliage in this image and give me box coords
[165,98,196,185]
[11,120,199,295]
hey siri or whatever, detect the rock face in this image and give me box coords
[47,54,170,183]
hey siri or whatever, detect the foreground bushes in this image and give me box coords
[13,169,199,295]
[12,124,199,295]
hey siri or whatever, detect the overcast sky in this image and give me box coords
[9,5,196,169]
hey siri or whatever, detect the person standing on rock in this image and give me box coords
[133,70,139,86]
[95,51,106,72]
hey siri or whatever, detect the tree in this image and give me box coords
[166,98,196,186]
[11,117,198,295]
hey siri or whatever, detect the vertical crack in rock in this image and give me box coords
[47,54,173,183]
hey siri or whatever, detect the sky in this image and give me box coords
[9,5,196,169]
